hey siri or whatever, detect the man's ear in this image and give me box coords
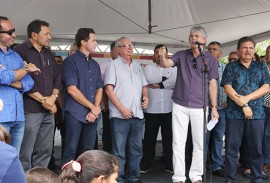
[96,175,106,183]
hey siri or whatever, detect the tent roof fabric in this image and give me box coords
[1,0,270,56]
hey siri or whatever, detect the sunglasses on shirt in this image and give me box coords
[0,28,15,36]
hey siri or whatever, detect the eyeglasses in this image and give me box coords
[228,58,238,62]
[193,58,198,69]
[0,28,15,36]
[118,44,135,49]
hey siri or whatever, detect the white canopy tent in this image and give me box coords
[1,0,270,56]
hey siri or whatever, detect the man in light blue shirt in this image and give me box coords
[105,37,148,183]
[0,16,40,153]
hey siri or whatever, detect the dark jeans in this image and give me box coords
[102,110,112,152]
[61,111,98,165]
[111,117,143,183]
[225,118,264,183]
[141,112,172,168]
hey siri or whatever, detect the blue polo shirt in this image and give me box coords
[221,60,270,119]
[62,50,103,123]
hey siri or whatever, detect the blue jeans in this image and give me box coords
[0,121,24,154]
[263,107,270,164]
[111,117,143,183]
[206,109,225,171]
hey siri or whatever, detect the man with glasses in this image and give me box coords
[0,16,40,153]
[104,37,148,183]
[228,51,239,63]
[206,41,226,177]
[159,26,219,183]
[13,19,60,171]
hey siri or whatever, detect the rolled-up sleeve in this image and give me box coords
[0,68,15,85]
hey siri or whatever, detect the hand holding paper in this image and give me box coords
[207,119,218,131]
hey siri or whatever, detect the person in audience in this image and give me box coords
[68,42,78,56]
[260,55,266,62]
[58,150,119,183]
[104,36,148,183]
[158,26,219,183]
[0,141,26,183]
[206,41,226,178]
[0,16,39,153]
[61,28,103,165]
[99,41,119,153]
[14,19,60,171]
[221,36,270,183]
[140,44,176,174]
[26,166,58,183]
[263,45,270,176]
[228,51,239,63]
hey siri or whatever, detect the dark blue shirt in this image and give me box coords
[62,50,103,123]
[221,60,270,119]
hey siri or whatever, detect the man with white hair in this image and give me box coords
[159,26,219,183]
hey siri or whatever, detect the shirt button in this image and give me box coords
[90,79,92,81]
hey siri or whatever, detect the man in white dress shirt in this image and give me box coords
[140,44,177,174]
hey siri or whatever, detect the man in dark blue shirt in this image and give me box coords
[61,28,103,165]
[221,36,270,183]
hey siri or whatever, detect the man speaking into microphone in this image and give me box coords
[159,26,219,183]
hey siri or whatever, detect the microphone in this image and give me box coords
[194,41,205,45]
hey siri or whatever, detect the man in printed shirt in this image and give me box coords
[0,16,39,153]
[221,36,270,183]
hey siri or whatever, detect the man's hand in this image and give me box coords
[148,83,159,89]
[119,106,133,119]
[86,112,96,122]
[142,96,149,109]
[49,104,57,113]
[158,46,167,57]
[24,61,41,74]
[211,108,219,121]
[243,106,253,119]
[235,94,250,107]
[42,95,56,110]
[90,105,101,118]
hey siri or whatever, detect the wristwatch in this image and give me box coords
[23,66,29,72]
[242,103,249,108]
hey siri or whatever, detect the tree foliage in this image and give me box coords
[219,39,270,64]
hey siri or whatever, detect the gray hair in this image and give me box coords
[115,36,130,47]
[190,26,207,38]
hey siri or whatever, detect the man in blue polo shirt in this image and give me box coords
[221,36,270,183]
[61,28,103,165]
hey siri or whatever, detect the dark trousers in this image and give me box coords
[61,111,97,165]
[141,112,172,168]
[225,118,264,183]
[102,110,112,152]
